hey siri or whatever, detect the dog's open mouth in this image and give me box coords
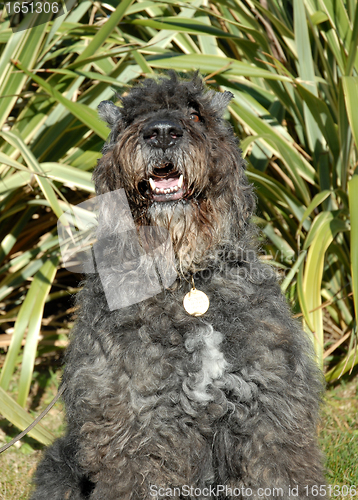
[148,163,186,202]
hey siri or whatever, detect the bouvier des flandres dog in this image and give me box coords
[32,73,326,499]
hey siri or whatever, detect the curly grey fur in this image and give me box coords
[31,72,327,499]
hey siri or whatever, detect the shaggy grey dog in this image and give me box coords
[32,73,327,499]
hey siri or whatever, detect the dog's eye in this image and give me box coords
[190,112,200,122]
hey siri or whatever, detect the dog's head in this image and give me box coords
[94,72,255,272]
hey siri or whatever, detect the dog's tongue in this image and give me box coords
[153,177,178,188]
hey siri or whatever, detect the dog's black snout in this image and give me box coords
[142,120,183,149]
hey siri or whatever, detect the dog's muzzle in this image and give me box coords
[143,119,187,202]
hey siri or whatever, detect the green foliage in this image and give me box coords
[0,386,53,445]
[0,0,357,439]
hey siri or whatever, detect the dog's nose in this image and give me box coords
[142,120,183,149]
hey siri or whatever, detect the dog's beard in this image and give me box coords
[112,130,221,273]
[147,200,204,274]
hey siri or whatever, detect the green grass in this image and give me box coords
[320,376,358,489]
[0,364,357,500]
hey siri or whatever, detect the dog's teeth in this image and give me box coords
[173,186,179,192]
[177,174,184,189]
[155,187,160,194]
[149,178,156,190]
[159,188,165,194]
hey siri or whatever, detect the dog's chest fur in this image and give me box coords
[182,325,228,404]
[124,320,231,413]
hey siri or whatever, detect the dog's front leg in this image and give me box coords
[81,421,214,500]
[212,370,327,500]
[213,419,327,500]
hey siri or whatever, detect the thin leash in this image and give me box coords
[0,383,66,454]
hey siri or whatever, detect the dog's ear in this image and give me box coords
[207,90,234,115]
[98,101,122,128]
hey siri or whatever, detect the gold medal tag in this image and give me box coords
[183,288,210,316]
